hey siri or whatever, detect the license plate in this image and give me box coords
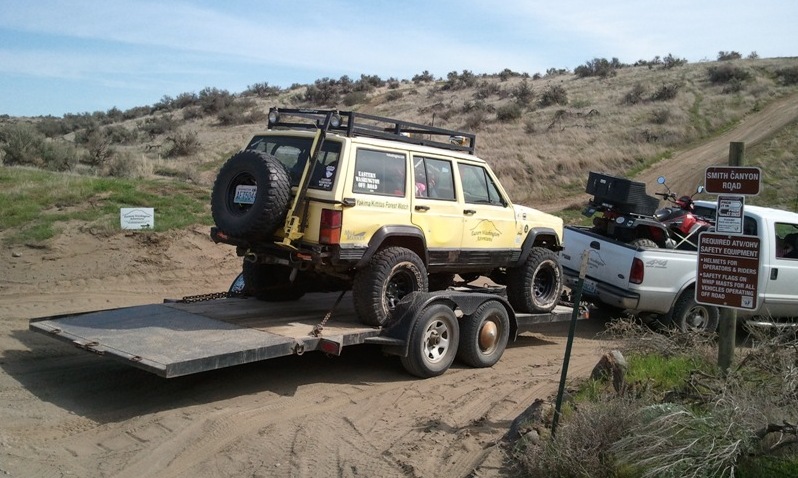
[582,278,598,296]
[234,185,257,205]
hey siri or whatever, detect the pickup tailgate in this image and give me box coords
[29,294,379,378]
[561,226,636,293]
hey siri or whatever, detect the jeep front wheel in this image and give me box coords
[353,247,428,326]
[507,247,563,313]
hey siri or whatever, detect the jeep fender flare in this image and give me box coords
[355,225,428,268]
[517,227,562,266]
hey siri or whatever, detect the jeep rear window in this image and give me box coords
[246,135,341,191]
[353,149,406,197]
[458,163,506,206]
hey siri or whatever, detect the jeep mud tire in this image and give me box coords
[242,260,305,301]
[211,150,292,241]
[353,247,428,326]
[506,247,563,313]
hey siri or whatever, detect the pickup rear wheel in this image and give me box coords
[670,290,719,333]
[242,261,305,301]
[211,149,292,241]
[457,301,510,368]
[353,247,428,326]
[400,304,459,378]
[507,247,563,313]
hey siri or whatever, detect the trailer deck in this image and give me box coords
[30,291,577,379]
[30,294,382,378]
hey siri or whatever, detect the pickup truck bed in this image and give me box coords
[30,291,576,378]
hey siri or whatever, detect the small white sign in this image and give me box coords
[716,195,744,234]
[120,208,155,230]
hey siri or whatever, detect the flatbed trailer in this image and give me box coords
[30,289,581,379]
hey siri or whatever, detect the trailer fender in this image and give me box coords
[381,291,518,358]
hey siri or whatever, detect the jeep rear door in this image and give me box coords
[410,156,463,264]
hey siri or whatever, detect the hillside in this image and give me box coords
[2,55,798,231]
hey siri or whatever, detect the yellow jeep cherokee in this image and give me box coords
[210,108,564,326]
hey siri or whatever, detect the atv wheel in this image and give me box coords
[211,150,292,241]
[629,238,659,249]
[507,247,563,313]
[242,261,305,301]
[353,247,428,326]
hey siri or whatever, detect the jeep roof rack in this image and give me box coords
[267,107,476,155]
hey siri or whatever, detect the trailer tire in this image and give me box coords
[353,247,428,326]
[506,247,563,313]
[400,304,459,378]
[457,301,510,368]
[670,289,719,333]
[243,261,305,301]
[211,149,292,241]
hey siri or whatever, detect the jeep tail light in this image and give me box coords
[630,258,644,284]
[320,209,342,245]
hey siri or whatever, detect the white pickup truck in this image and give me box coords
[560,201,798,331]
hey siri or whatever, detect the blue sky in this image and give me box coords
[0,0,795,117]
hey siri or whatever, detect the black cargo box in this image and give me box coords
[585,172,659,215]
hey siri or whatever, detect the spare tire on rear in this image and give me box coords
[211,150,292,241]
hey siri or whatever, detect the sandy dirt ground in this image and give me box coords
[0,226,613,477]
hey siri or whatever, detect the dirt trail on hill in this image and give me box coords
[634,91,798,195]
[537,92,798,212]
[0,227,611,477]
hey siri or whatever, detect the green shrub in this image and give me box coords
[138,115,178,138]
[496,103,523,122]
[776,66,798,85]
[164,130,200,157]
[538,85,569,107]
[718,50,742,61]
[343,91,367,106]
[198,87,235,114]
[575,57,619,78]
[650,108,671,124]
[39,140,79,171]
[650,83,681,101]
[708,64,751,84]
[464,110,486,130]
[623,83,647,105]
[513,79,534,107]
[385,90,403,102]
[0,124,45,167]
[411,70,435,84]
[244,82,281,97]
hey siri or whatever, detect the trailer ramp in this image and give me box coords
[30,294,380,378]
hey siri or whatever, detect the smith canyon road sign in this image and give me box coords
[704,166,761,195]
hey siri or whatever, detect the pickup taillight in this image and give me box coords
[320,209,342,245]
[630,258,644,284]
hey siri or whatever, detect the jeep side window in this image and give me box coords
[413,157,455,200]
[458,163,505,206]
[352,149,406,197]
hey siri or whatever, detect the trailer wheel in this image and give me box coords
[457,301,510,368]
[243,261,305,301]
[670,289,719,333]
[400,304,459,378]
[507,247,563,313]
[211,149,292,241]
[353,247,428,326]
